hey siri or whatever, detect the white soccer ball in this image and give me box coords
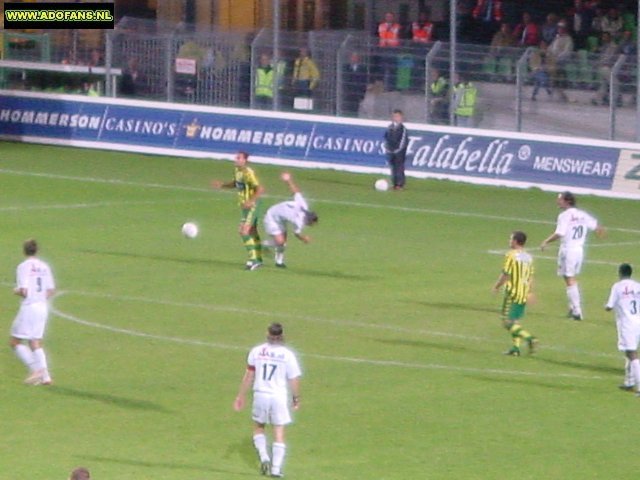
[181,222,199,239]
[374,179,389,191]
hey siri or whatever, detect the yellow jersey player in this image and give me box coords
[493,231,538,356]
[212,151,265,270]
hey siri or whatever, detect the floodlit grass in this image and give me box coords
[1,141,639,479]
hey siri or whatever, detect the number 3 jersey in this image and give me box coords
[16,258,55,305]
[554,207,598,249]
[247,342,302,396]
[606,279,640,326]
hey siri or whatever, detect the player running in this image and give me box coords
[493,231,537,356]
[605,263,640,395]
[263,172,318,268]
[212,151,265,270]
[540,191,605,320]
[234,322,302,478]
[10,239,56,385]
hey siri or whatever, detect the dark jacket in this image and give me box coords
[384,122,408,155]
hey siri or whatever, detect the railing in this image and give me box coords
[0,26,637,142]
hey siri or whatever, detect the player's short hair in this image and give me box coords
[69,467,91,480]
[237,151,249,161]
[559,191,576,206]
[392,109,403,116]
[23,239,38,256]
[267,322,284,344]
[511,231,527,246]
[305,211,319,225]
[619,263,633,278]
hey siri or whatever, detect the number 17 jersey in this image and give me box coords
[248,342,302,397]
[555,207,598,249]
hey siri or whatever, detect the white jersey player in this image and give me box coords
[234,323,302,478]
[263,172,318,268]
[605,263,640,396]
[10,239,56,385]
[541,191,604,320]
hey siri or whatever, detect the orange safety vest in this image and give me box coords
[378,22,400,47]
[412,21,434,43]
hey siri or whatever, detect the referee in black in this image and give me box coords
[383,109,409,190]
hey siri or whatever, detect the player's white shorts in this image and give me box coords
[252,392,292,426]
[617,320,640,352]
[557,248,584,277]
[264,211,286,236]
[10,302,49,340]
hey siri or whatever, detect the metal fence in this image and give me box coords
[0,25,638,142]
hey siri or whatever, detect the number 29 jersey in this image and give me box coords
[555,207,598,249]
[247,342,302,397]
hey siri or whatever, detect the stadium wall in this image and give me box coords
[1,89,640,200]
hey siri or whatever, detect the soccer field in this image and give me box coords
[2,140,639,479]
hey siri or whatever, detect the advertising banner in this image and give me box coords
[0,91,635,195]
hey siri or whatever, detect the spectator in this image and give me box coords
[86,48,103,67]
[601,7,623,40]
[342,52,368,116]
[619,30,636,56]
[453,73,478,127]
[378,12,401,47]
[411,10,434,44]
[549,21,574,101]
[569,0,594,50]
[69,467,90,480]
[541,13,560,44]
[529,40,555,101]
[490,23,515,53]
[383,109,409,190]
[119,57,145,97]
[592,32,621,105]
[513,12,540,47]
[472,0,503,43]
[591,7,606,36]
[428,68,449,124]
[255,53,274,109]
[291,47,320,99]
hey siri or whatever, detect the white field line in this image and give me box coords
[51,288,619,360]
[487,249,620,267]
[0,198,211,212]
[2,167,640,234]
[589,241,640,248]
[51,304,605,381]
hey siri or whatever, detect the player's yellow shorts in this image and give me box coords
[240,202,262,228]
[502,295,526,322]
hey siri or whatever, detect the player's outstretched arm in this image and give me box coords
[233,368,255,411]
[295,232,311,244]
[211,179,235,189]
[540,233,561,251]
[289,377,301,410]
[595,225,607,238]
[280,172,301,194]
[492,272,509,293]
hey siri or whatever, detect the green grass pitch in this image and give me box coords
[1,140,640,479]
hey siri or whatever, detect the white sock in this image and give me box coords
[32,348,51,381]
[624,358,633,386]
[631,359,640,392]
[253,434,270,463]
[566,285,581,315]
[271,442,286,474]
[275,245,285,265]
[14,344,36,371]
[262,239,275,248]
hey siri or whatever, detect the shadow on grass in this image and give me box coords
[46,386,172,413]
[472,374,594,392]
[373,337,473,354]
[79,249,240,269]
[79,455,254,476]
[286,267,374,281]
[529,356,620,376]
[224,439,260,470]
[407,300,497,314]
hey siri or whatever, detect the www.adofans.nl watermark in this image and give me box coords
[4,2,115,29]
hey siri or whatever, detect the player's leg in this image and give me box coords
[273,233,287,268]
[10,336,36,372]
[269,396,292,477]
[10,306,40,379]
[250,206,263,264]
[621,357,634,390]
[26,304,52,384]
[508,304,537,355]
[624,350,640,396]
[270,425,287,477]
[562,250,583,320]
[501,295,519,355]
[251,394,272,472]
[239,208,261,269]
